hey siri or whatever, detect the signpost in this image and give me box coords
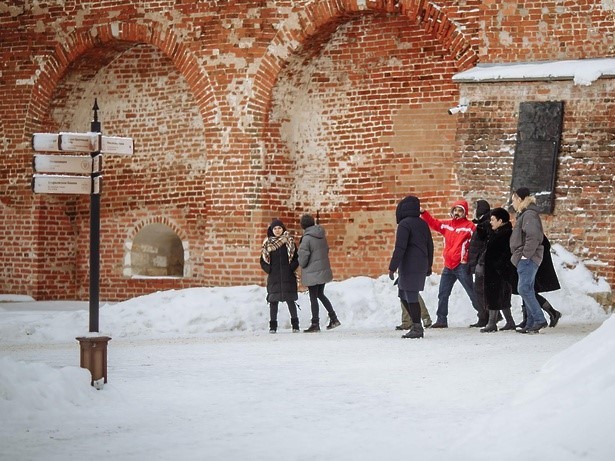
[31,99,133,387]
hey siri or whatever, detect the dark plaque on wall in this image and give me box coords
[511,101,563,213]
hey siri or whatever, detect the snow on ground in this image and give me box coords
[0,245,613,460]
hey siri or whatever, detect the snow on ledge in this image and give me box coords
[453,57,615,86]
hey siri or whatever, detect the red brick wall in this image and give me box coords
[1,1,613,300]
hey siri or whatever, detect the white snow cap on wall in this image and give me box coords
[453,57,615,86]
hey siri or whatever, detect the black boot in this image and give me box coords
[326,316,341,330]
[402,323,424,339]
[541,300,562,327]
[291,317,300,333]
[516,304,527,329]
[480,310,498,333]
[500,308,516,330]
[469,316,488,328]
[304,323,320,333]
[269,320,277,334]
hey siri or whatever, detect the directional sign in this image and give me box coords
[32,133,60,152]
[33,154,102,174]
[59,132,99,152]
[32,132,100,152]
[33,132,134,155]
[32,175,101,195]
[101,136,133,155]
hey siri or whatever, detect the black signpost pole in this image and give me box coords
[89,99,101,333]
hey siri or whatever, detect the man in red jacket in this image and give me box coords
[421,200,479,328]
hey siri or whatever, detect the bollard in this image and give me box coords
[76,336,111,386]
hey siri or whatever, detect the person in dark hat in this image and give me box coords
[480,207,517,332]
[260,218,299,333]
[389,195,434,339]
[510,188,549,333]
[298,214,340,332]
[467,199,492,328]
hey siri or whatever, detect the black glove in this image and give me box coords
[388,271,395,281]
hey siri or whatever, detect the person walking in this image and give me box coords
[421,200,479,328]
[510,187,549,333]
[468,199,492,328]
[260,218,300,333]
[298,214,340,332]
[389,195,434,339]
[480,207,517,332]
[516,235,562,328]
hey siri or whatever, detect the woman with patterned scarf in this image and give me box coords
[260,218,300,333]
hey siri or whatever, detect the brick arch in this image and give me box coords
[126,216,188,243]
[24,20,220,138]
[124,216,191,278]
[245,0,478,134]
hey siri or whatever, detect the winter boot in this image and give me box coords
[402,323,424,339]
[499,308,516,330]
[326,316,341,330]
[269,320,277,334]
[304,323,320,333]
[541,300,562,327]
[291,317,300,332]
[480,310,498,333]
[469,316,488,328]
[516,304,527,329]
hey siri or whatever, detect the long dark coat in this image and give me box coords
[535,236,561,293]
[388,196,434,292]
[469,216,492,274]
[501,234,560,296]
[260,243,299,303]
[484,222,516,310]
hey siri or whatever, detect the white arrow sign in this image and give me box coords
[32,132,100,152]
[32,175,101,195]
[33,154,102,174]
[101,136,133,155]
[33,132,134,155]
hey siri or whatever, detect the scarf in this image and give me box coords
[261,231,296,264]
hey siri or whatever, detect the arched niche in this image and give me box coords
[128,223,185,278]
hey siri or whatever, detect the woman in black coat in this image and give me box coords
[480,207,517,332]
[388,195,434,339]
[260,218,299,333]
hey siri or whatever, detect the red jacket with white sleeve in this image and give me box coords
[421,200,476,270]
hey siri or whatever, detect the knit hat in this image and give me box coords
[490,207,510,223]
[515,187,531,200]
[475,200,490,218]
[269,218,285,231]
[300,214,315,230]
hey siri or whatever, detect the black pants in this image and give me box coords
[307,284,336,324]
[270,301,298,322]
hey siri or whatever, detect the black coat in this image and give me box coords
[483,222,516,310]
[535,236,561,293]
[489,233,560,297]
[260,246,299,303]
[469,215,492,273]
[388,196,434,292]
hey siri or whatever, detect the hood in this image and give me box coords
[450,200,469,218]
[475,200,490,219]
[304,224,326,239]
[396,195,421,223]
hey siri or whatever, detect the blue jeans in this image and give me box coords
[437,264,478,323]
[517,259,547,328]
